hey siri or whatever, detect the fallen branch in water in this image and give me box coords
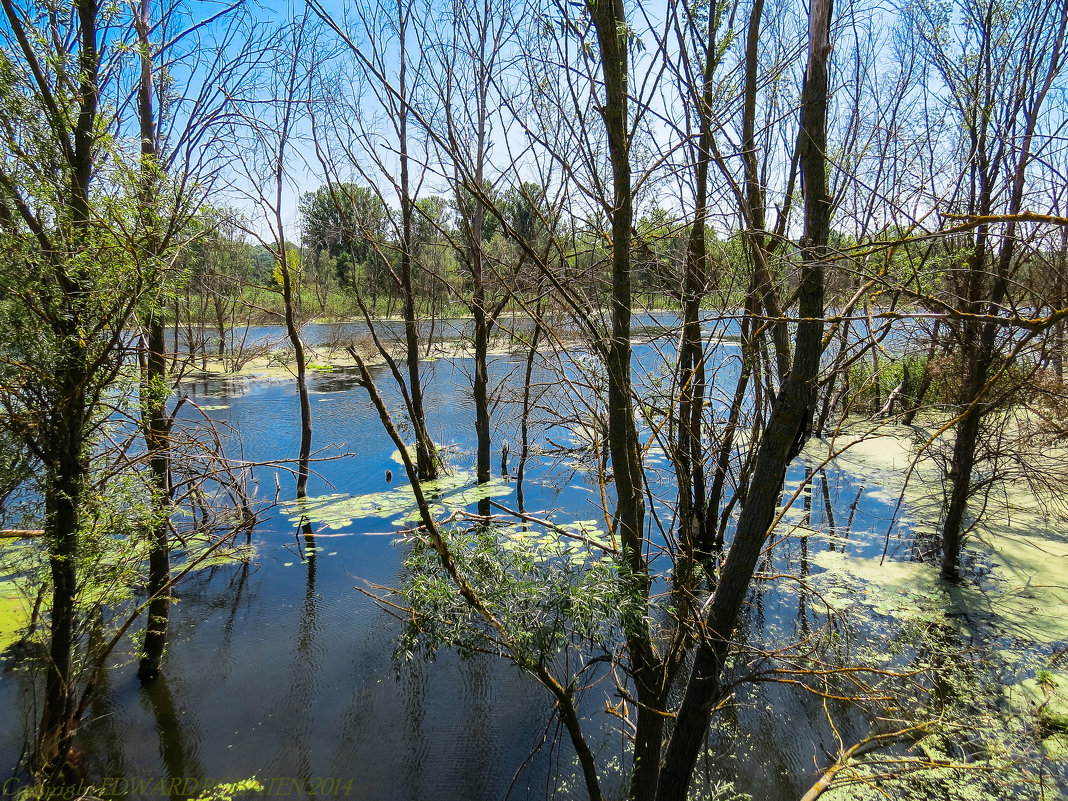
[0,529,43,538]
[799,719,938,801]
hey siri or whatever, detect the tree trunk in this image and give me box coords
[937,0,1068,578]
[588,2,665,798]
[281,257,313,501]
[516,304,543,513]
[134,0,172,683]
[274,21,313,506]
[706,294,757,550]
[138,316,172,681]
[741,0,791,384]
[396,10,438,482]
[656,0,831,794]
[675,0,720,553]
[37,469,82,775]
[940,378,983,579]
[471,202,493,516]
[34,0,100,772]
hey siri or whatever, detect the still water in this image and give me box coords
[0,318,947,800]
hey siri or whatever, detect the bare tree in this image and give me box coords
[904,0,1068,578]
[423,0,523,505]
[230,12,319,511]
[655,0,833,794]
[131,0,254,682]
[310,0,443,482]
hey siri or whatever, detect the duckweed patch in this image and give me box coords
[809,550,944,617]
[1006,672,1068,745]
[0,579,32,652]
[796,424,1068,798]
[805,425,1068,643]
[283,473,514,531]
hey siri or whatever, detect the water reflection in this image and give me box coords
[0,319,983,800]
[140,676,204,800]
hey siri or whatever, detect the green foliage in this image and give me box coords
[632,206,686,297]
[845,353,932,414]
[189,778,264,801]
[271,243,302,290]
[0,435,252,656]
[0,461,153,654]
[300,183,390,291]
[697,782,751,801]
[0,539,41,653]
[500,182,552,246]
[1041,707,1068,735]
[0,427,35,522]
[395,520,637,670]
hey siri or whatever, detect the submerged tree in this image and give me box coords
[904,0,1068,579]
[7,0,1068,794]
[311,0,444,482]
[333,0,837,796]
[132,0,172,684]
[424,0,522,505]
[0,0,154,773]
[231,12,323,513]
[131,0,252,682]
[657,0,832,791]
[0,0,264,774]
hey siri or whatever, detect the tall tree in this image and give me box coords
[583,0,662,794]
[133,0,172,684]
[132,0,253,681]
[667,0,732,554]
[310,0,442,482]
[0,0,141,773]
[232,13,320,512]
[427,0,519,503]
[656,0,832,794]
[299,183,389,293]
[905,0,1068,579]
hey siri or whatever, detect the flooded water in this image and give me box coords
[1,316,1064,800]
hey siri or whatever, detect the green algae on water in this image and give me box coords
[283,473,514,531]
[0,579,32,652]
[804,424,1068,644]
[1006,671,1068,758]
